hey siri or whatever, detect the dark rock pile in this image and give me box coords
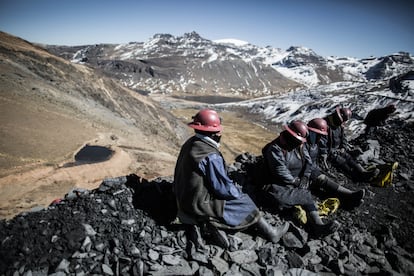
[1,120,413,275]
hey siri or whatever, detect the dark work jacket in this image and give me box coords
[173,136,225,221]
[319,118,349,156]
[305,142,319,168]
[305,140,326,180]
[262,138,312,185]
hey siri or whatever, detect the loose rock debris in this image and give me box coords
[1,120,414,275]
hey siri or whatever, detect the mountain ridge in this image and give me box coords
[44,31,414,95]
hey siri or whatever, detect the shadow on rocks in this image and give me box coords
[125,174,178,227]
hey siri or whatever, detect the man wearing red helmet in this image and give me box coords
[320,107,379,183]
[174,109,289,248]
[306,118,365,209]
[260,120,340,236]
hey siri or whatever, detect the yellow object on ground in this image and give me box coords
[294,205,308,224]
[294,198,340,225]
[371,162,399,187]
[318,198,340,218]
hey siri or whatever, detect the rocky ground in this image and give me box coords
[2,31,413,275]
[0,119,413,275]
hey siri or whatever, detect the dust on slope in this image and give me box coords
[0,31,186,219]
[0,31,280,220]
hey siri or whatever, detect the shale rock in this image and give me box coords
[1,120,413,275]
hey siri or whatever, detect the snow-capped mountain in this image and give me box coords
[43,31,414,134]
[270,46,413,87]
[45,31,414,97]
[46,32,298,96]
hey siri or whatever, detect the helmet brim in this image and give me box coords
[284,125,307,143]
[188,122,222,132]
[308,126,328,136]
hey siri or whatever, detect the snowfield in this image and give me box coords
[219,79,414,140]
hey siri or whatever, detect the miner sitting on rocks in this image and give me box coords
[173,109,289,250]
[319,107,379,183]
[260,120,340,236]
[364,103,397,135]
[305,118,365,209]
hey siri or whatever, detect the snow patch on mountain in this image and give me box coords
[213,38,249,46]
[275,66,319,87]
[63,32,414,96]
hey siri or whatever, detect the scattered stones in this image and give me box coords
[0,120,413,275]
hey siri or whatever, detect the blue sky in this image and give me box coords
[0,0,413,58]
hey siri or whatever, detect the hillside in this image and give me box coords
[0,31,279,219]
[0,31,189,218]
[0,31,414,275]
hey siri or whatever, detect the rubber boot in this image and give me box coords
[319,175,366,209]
[354,163,379,182]
[308,210,340,237]
[336,186,365,209]
[255,217,289,243]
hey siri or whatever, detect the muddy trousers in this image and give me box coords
[329,151,375,182]
[259,184,317,212]
[311,173,365,209]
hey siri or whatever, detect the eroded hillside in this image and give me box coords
[0,31,280,219]
[0,31,189,218]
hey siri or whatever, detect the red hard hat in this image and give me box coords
[307,118,328,136]
[336,107,352,123]
[50,198,62,205]
[284,120,308,143]
[188,109,222,132]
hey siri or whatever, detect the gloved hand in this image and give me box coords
[293,177,301,187]
[299,177,310,189]
[320,154,329,170]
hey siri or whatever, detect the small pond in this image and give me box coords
[74,145,114,164]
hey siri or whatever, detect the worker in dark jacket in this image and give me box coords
[174,109,289,248]
[261,120,340,236]
[364,103,396,134]
[319,107,379,182]
[305,118,365,209]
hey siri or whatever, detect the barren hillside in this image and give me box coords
[0,31,189,218]
[0,32,277,219]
